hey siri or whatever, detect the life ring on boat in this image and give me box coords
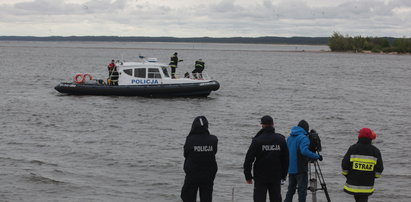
[73,73,93,84]
[73,73,84,84]
[83,73,93,81]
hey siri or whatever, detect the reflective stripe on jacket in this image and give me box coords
[341,138,383,195]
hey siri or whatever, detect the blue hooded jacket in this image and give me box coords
[287,126,320,174]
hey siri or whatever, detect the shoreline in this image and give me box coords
[1,40,408,55]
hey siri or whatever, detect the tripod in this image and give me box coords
[308,155,331,202]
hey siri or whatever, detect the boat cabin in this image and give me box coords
[117,60,209,85]
[118,61,170,85]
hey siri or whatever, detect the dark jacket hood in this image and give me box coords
[189,116,210,136]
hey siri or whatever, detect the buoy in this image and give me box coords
[73,73,84,84]
[73,73,92,84]
[83,73,93,81]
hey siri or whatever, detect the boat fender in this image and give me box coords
[73,73,84,84]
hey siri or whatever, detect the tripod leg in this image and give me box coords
[314,161,331,202]
[309,162,318,202]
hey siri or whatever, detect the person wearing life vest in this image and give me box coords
[107,59,115,77]
[341,128,383,202]
[169,52,183,79]
[107,60,119,85]
[192,59,205,79]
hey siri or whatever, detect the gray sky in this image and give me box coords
[0,0,410,37]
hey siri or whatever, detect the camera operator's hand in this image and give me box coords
[318,155,323,161]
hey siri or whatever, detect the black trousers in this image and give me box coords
[171,67,176,78]
[181,178,214,202]
[192,67,204,73]
[254,180,282,202]
[354,194,369,202]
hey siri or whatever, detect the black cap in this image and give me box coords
[298,120,309,132]
[174,52,178,55]
[260,115,273,125]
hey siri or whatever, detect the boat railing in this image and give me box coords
[185,72,211,80]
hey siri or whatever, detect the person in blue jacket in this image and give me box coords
[284,120,322,202]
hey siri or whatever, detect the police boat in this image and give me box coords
[54,58,220,97]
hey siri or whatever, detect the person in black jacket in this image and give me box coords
[169,52,183,79]
[181,116,218,202]
[342,128,384,202]
[192,59,205,79]
[243,115,289,202]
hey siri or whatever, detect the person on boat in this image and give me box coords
[107,60,119,85]
[284,120,322,202]
[181,116,218,202]
[169,52,183,79]
[107,59,115,77]
[192,59,205,79]
[341,128,384,202]
[243,115,289,202]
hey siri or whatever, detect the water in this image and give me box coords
[0,41,410,202]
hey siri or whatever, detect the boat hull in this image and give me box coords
[55,81,220,97]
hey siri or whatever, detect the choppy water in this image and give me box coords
[0,41,410,202]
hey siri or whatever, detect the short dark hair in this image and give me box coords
[260,115,274,125]
[298,120,309,132]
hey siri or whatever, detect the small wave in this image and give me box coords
[25,173,65,185]
[29,160,58,167]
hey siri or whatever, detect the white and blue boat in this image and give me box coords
[55,58,220,97]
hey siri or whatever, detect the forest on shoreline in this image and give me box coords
[328,32,411,53]
[2,35,411,54]
[0,36,328,45]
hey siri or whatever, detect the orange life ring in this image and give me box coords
[73,73,93,84]
[73,73,84,84]
[83,73,93,81]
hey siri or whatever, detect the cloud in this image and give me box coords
[0,0,410,37]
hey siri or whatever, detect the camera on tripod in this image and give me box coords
[307,129,331,202]
[308,129,322,153]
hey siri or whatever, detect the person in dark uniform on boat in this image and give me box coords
[169,52,183,79]
[341,128,384,202]
[107,60,119,85]
[181,116,218,202]
[192,59,205,79]
[243,115,289,202]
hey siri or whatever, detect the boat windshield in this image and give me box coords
[161,66,170,78]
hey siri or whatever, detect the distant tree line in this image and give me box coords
[0,36,328,45]
[328,32,411,53]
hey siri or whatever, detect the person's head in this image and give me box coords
[189,116,209,135]
[199,58,202,61]
[174,52,178,55]
[111,59,115,63]
[260,115,274,128]
[358,128,376,140]
[298,120,309,133]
